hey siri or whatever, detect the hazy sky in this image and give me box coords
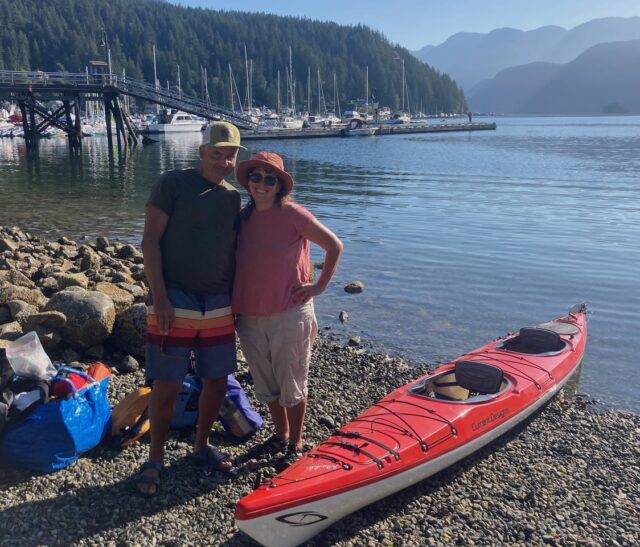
[172,0,640,50]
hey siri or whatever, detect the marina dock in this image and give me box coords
[240,122,496,140]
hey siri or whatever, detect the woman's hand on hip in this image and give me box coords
[291,282,320,305]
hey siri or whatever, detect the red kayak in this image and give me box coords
[235,304,588,546]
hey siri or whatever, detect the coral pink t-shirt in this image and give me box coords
[232,202,314,316]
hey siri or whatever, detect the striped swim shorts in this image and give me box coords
[145,288,237,381]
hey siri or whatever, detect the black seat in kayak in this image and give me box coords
[501,327,564,354]
[455,361,504,395]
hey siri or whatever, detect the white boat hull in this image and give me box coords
[343,127,377,136]
[144,123,204,133]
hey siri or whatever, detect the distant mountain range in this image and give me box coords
[468,40,640,114]
[413,17,640,114]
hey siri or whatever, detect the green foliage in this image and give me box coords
[0,0,467,113]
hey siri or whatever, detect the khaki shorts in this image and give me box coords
[237,301,318,407]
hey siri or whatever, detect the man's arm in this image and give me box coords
[141,205,174,335]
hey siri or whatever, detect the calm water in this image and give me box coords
[1,116,638,411]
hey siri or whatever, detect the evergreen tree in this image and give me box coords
[0,0,467,112]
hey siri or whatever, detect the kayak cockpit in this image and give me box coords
[409,360,512,403]
[495,327,568,356]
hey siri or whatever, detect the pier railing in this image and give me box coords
[0,70,256,129]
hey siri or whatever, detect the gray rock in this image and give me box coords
[60,348,81,363]
[318,415,336,429]
[109,270,136,284]
[38,276,59,294]
[117,282,147,302]
[0,319,22,336]
[0,238,18,253]
[95,282,135,313]
[119,355,140,373]
[54,272,89,290]
[0,269,35,288]
[56,246,78,260]
[95,236,110,251]
[0,284,47,307]
[7,300,38,327]
[339,310,349,323]
[344,280,365,294]
[0,306,11,324]
[34,326,62,353]
[348,335,361,347]
[111,303,147,358]
[44,289,115,349]
[116,244,140,260]
[85,345,104,360]
[23,311,67,331]
[78,246,102,272]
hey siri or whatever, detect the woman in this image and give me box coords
[233,151,343,468]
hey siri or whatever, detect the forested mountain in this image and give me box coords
[0,0,466,113]
[468,40,640,115]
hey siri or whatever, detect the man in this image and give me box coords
[135,121,244,497]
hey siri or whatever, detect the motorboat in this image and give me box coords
[142,110,205,133]
[341,117,378,137]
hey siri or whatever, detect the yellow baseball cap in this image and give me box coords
[202,121,246,149]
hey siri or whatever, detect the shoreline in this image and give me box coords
[1,226,638,544]
[0,336,638,545]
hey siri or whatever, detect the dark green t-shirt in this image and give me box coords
[146,168,241,294]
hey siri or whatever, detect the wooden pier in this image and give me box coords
[0,68,254,154]
[240,122,496,141]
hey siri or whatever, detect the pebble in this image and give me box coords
[0,336,637,546]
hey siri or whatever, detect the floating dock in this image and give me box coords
[240,122,496,140]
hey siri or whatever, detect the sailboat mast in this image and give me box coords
[153,44,159,114]
[277,70,280,115]
[402,58,405,112]
[317,68,321,115]
[289,45,294,113]
[307,66,311,115]
[333,72,338,116]
[244,44,250,111]
[365,66,369,116]
[229,64,234,111]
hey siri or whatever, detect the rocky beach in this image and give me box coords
[0,226,638,546]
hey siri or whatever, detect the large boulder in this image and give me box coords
[44,289,115,349]
[111,303,147,358]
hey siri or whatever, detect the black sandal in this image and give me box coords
[133,460,162,497]
[246,434,289,458]
[275,444,304,472]
[188,446,237,476]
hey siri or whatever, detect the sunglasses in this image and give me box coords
[248,172,279,187]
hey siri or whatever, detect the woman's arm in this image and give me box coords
[291,218,343,305]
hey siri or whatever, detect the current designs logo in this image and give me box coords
[471,408,508,431]
[275,511,328,527]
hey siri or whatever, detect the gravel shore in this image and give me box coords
[0,336,638,547]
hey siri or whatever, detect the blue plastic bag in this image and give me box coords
[0,367,111,473]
